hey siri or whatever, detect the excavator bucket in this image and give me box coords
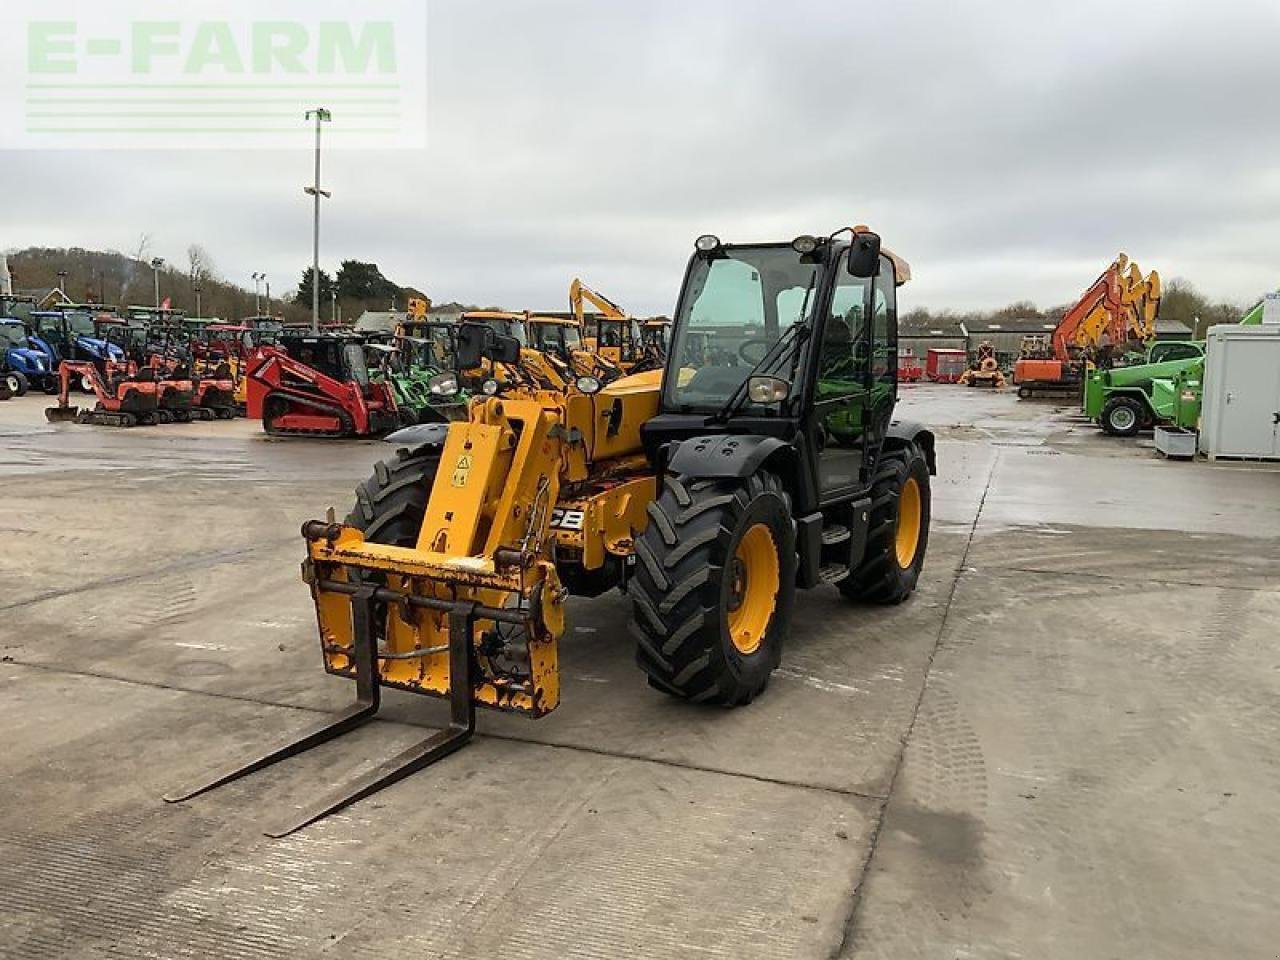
[165,396,568,836]
[45,403,79,422]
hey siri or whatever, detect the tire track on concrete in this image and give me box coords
[829,451,1000,959]
[0,536,297,613]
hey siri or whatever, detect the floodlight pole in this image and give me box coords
[151,257,165,308]
[304,107,332,334]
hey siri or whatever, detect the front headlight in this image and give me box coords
[480,377,501,396]
[575,375,602,395]
[428,372,459,397]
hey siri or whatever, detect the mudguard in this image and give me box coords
[886,419,937,474]
[383,421,450,452]
[665,434,791,479]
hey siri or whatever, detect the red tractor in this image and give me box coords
[246,332,400,438]
[45,359,160,427]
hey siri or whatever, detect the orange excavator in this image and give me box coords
[1014,254,1161,398]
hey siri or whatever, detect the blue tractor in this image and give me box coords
[25,304,127,393]
[0,295,47,395]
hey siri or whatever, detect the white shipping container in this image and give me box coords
[1199,324,1280,460]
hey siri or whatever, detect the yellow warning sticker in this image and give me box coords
[451,454,472,487]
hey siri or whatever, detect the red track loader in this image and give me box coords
[245,332,400,438]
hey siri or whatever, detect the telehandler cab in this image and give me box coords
[167,228,935,836]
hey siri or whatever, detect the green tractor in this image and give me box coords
[371,328,470,425]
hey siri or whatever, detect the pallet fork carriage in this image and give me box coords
[168,228,935,835]
[165,574,481,838]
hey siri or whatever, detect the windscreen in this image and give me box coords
[65,311,96,336]
[664,246,823,411]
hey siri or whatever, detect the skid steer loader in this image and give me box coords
[167,227,935,836]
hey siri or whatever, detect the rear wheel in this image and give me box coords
[629,469,796,705]
[1100,396,1143,437]
[839,443,931,604]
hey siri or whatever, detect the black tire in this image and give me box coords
[1100,396,1143,437]
[630,470,796,706]
[1017,384,1032,399]
[6,371,29,396]
[839,443,931,605]
[346,447,440,545]
[0,380,11,401]
[42,377,59,395]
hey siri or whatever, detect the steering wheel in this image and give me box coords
[738,338,770,364]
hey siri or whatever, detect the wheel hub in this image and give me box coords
[726,523,779,656]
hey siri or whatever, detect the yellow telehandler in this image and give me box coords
[167,228,936,836]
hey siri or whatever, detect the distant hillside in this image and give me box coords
[4,246,443,324]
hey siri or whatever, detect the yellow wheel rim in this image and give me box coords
[726,522,780,655]
[895,476,922,569]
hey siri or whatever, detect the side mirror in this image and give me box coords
[847,231,881,278]
[491,333,521,365]
[454,322,488,369]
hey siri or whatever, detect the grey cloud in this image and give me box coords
[4,0,1279,315]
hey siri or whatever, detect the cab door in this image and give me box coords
[812,254,896,500]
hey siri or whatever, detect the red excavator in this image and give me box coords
[1014,254,1161,398]
[45,359,160,426]
[246,331,400,437]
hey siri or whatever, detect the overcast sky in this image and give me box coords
[4,0,1280,316]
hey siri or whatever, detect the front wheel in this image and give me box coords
[1100,396,1143,437]
[629,470,796,706]
[839,443,931,605]
[5,372,26,396]
[346,447,440,545]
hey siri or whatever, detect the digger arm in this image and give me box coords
[569,277,626,325]
[1052,255,1127,359]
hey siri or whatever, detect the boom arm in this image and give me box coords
[1051,254,1160,359]
[569,278,626,326]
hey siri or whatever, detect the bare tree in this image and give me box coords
[187,243,217,284]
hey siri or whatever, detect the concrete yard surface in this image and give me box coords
[1,385,1278,959]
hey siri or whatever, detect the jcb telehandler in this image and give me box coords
[168,227,935,836]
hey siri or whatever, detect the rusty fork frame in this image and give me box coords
[164,583,490,838]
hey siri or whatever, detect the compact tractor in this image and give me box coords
[26,305,128,392]
[246,331,401,438]
[168,227,936,836]
[374,323,472,424]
